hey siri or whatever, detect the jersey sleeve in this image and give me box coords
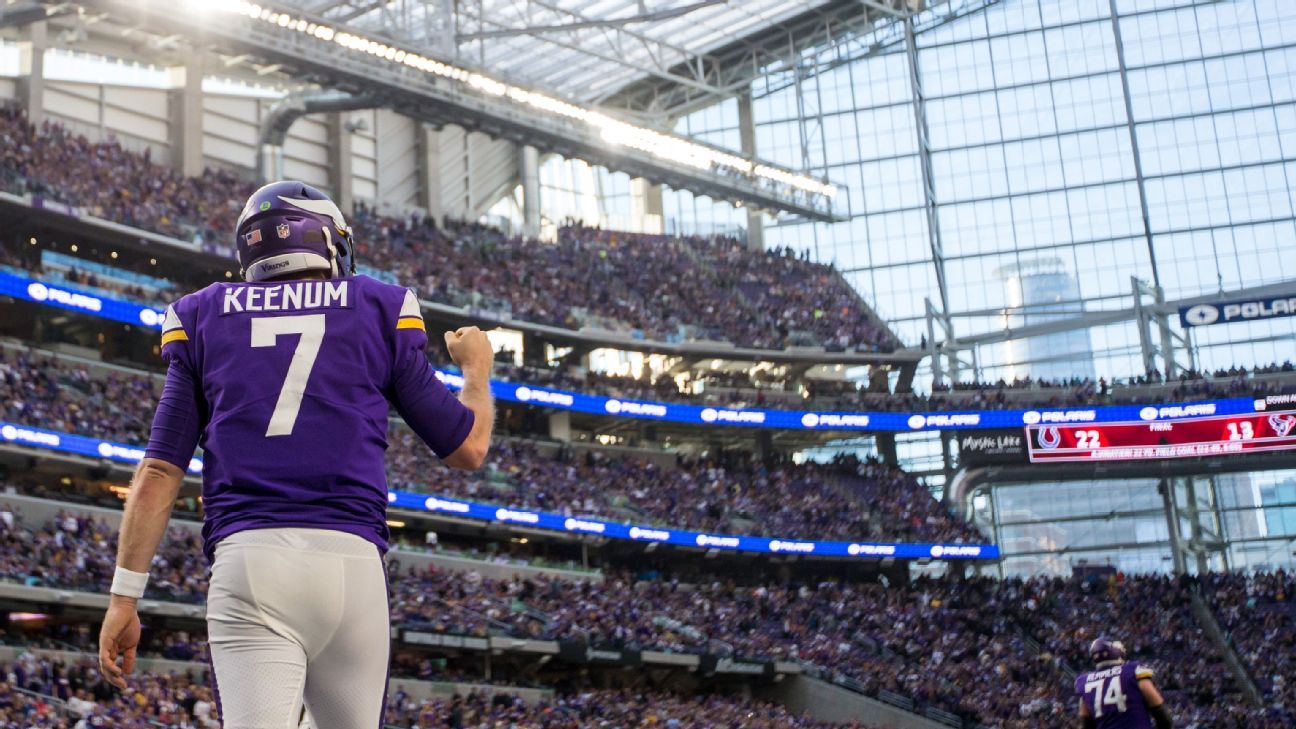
[144,301,204,470]
[387,289,475,458]
[1134,664,1155,680]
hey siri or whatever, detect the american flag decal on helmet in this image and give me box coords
[244,229,262,245]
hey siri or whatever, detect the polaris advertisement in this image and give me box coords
[2,268,1271,434]
[0,419,998,562]
[1179,295,1296,328]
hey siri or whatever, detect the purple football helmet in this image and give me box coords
[234,181,356,282]
[1089,638,1127,665]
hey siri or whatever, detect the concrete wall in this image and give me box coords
[755,675,948,729]
[433,125,518,220]
[372,109,419,210]
[44,80,171,164]
[0,646,554,704]
[4,55,518,220]
[0,646,207,679]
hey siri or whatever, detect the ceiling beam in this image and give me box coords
[456,0,726,42]
[81,0,844,221]
[454,2,727,99]
[859,0,907,19]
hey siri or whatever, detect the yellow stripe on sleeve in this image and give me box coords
[396,316,426,332]
[161,329,189,346]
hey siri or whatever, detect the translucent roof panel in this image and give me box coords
[285,1,840,111]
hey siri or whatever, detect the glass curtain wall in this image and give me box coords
[701,0,1296,382]
[979,468,1296,577]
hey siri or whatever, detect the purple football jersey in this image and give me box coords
[144,275,473,559]
[1075,662,1156,729]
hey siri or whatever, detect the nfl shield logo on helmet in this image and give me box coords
[276,223,291,239]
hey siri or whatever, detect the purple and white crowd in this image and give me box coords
[0,350,982,546]
[0,505,1292,728]
[0,107,895,354]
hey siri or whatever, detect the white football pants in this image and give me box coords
[206,528,390,729]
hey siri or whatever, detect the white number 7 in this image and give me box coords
[251,314,326,437]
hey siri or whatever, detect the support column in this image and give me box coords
[167,57,204,178]
[1183,477,1210,575]
[17,22,46,126]
[1107,0,1162,290]
[417,124,445,226]
[548,411,571,442]
[630,178,663,234]
[736,90,764,252]
[436,0,456,56]
[1159,478,1188,576]
[875,434,898,467]
[521,332,546,367]
[327,112,354,215]
[520,144,541,237]
[904,14,951,315]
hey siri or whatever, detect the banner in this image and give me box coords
[435,371,1261,433]
[557,641,642,667]
[1180,295,1296,328]
[698,655,775,678]
[400,630,489,650]
[0,420,998,561]
[0,420,202,474]
[0,270,166,330]
[956,429,1028,467]
[2,268,1268,434]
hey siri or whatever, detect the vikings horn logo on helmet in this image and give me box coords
[279,195,350,232]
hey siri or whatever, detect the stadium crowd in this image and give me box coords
[1202,570,1296,710]
[481,359,1296,413]
[0,649,878,729]
[0,350,980,545]
[383,688,874,729]
[0,349,156,446]
[0,108,895,353]
[0,501,1290,728]
[0,507,207,603]
[386,439,983,544]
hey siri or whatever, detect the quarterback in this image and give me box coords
[98,181,495,728]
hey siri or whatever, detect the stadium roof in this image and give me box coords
[284,0,914,120]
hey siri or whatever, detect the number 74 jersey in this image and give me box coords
[145,276,474,561]
[1075,662,1156,728]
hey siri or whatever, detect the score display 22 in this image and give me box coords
[1025,412,1296,463]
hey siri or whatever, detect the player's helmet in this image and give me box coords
[1089,638,1127,664]
[234,181,356,282]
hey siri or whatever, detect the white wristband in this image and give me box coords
[110,566,149,599]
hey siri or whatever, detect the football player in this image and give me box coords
[1076,638,1173,729]
[98,181,495,728]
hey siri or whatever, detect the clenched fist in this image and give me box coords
[444,326,493,379]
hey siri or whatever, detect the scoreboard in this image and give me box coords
[1025,412,1296,463]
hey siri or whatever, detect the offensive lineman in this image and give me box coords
[97,181,495,728]
[1076,638,1174,729]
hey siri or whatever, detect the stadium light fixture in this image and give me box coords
[175,1,837,202]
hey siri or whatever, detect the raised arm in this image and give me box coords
[440,327,495,469]
[388,310,494,470]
